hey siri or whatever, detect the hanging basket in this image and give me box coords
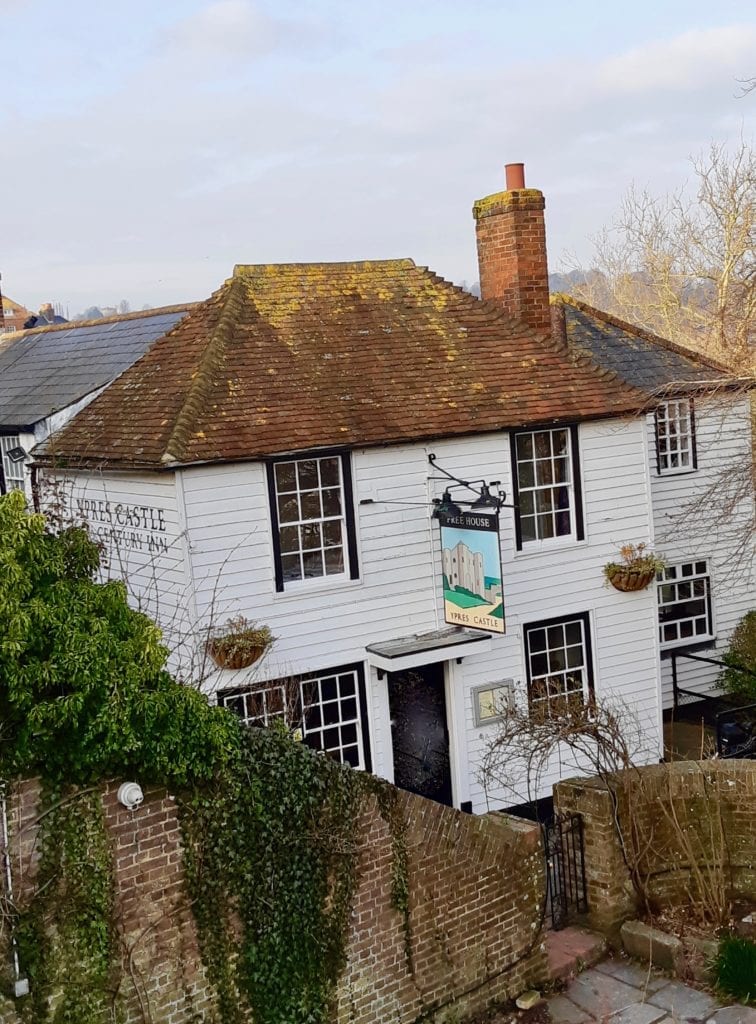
[606,567,657,592]
[206,640,267,671]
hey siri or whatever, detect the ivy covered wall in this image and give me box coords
[0,767,547,1024]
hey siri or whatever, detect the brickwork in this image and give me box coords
[473,188,551,336]
[555,761,756,938]
[0,779,547,1024]
[337,790,548,1023]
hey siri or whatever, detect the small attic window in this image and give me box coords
[655,399,697,475]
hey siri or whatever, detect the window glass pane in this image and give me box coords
[275,461,296,492]
[322,520,342,545]
[319,457,340,487]
[277,493,299,524]
[564,621,582,645]
[297,460,319,489]
[324,547,344,575]
[300,522,322,550]
[321,676,337,701]
[322,488,342,516]
[529,628,547,653]
[518,461,535,488]
[281,553,302,581]
[531,653,548,676]
[279,525,299,553]
[302,550,324,577]
[537,514,554,539]
[300,490,322,519]
[520,517,537,542]
[552,430,569,456]
[516,434,533,459]
[536,460,554,485]
[534,432,551,458]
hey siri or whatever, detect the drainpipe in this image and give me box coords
[0,785,29,998]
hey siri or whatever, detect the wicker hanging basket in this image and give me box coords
[606,567,657,592]
[206,641,267,670]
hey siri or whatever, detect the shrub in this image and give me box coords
[714,935,756,1004]
[719,611,756,701]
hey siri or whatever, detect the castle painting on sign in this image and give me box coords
[438,510,505,634]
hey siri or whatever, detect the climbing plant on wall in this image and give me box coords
[0,492,412,1023]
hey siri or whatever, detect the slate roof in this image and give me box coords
[0,305,195,429]
[551,295,730,391]
[37,260,652,470]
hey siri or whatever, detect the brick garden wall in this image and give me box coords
[0,779,547,1024]
[555,760,756,937]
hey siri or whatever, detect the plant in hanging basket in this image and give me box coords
[206,616,276,670]
[603,543,666,593]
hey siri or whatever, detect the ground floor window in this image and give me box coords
[524,612,594,719]
[218,663,371,770]
[657,560,713,648]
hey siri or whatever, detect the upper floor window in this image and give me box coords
[655,399,696,475]
[218,664,370,770]
[0,436,25,494]
[267,452,358,592]
[511,426,583,548]
[657,560,713,649]
[524,612,594,720]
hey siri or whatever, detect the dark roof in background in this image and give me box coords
[552,296,729,391]
[0,306,195,429]
[37,260,649,470]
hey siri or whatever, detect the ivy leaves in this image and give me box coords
[182,727,362,1024]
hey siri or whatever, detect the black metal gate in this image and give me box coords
[542,813,588,930]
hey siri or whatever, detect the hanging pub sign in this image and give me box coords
[438,509,505,634]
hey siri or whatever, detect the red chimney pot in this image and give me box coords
[505,163,526,190]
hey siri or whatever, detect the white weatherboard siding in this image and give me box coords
[38,470,195,676]
[648,396,755,708]
[178,416,661,810]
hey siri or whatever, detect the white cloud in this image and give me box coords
[598,25,756,94]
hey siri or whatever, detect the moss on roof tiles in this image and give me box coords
[39,260,656,471]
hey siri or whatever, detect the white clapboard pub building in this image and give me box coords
[36,165,754,812]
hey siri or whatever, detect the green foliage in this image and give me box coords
[0,493,413,1023]
[181,726,363,1024]
[714,934,756,1004]
[0,491,239,787]
[719,611,756,701]
[15,786,117,1024]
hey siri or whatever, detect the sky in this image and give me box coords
[2,0,755,314]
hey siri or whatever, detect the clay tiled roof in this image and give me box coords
[38,261,651,470]
[551,295,731,392]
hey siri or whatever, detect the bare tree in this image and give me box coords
[567,140,755,370]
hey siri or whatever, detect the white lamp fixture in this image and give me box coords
[117,782,144,811]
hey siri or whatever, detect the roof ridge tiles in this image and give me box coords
[160,278,247,465]
[552,293,732,376]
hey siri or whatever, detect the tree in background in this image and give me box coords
[567,140,755,370]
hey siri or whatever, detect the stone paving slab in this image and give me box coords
[707,1008,756,1024]
[606,1004,668,1024]
[594,959,669,993]
[547,994,593,1023]
[567,969,649,1016]
[649,980,719,1019]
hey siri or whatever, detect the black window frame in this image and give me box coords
[657,560,714,651]
[523,611,595,719]
[653,398,697,476]
[217,661,372,771]
[266,448,359,593]
[510,424,584,551]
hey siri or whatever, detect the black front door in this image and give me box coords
[388,664,452,806]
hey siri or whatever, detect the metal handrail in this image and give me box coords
[671,649,756,708]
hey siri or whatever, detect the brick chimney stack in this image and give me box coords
[472,163,551,335]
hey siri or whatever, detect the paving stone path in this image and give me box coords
[547,960,756,1024]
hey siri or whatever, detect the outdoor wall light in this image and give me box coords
[428,453,508,514]
[117,782,144,811]
[6,447,27,464]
